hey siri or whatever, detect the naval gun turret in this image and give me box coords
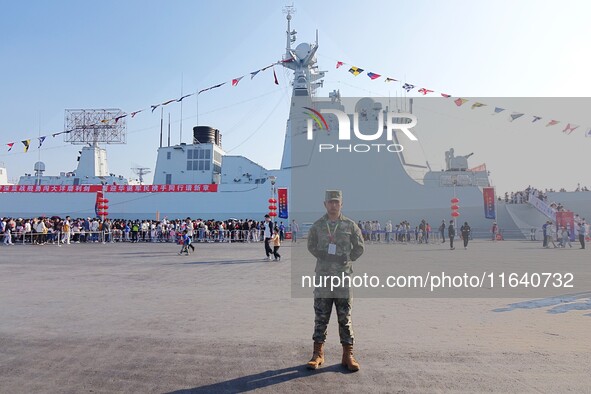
[445,148,474,171]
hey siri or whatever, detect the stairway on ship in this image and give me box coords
[501,202,550,239]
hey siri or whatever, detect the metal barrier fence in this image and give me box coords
[3,227,586,246]
[5,230,119,245]
[193,229,262,243]
[1,228,268,245]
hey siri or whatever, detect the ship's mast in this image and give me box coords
[280,5,325,97]
[284,5,296,56]
[64,109,126,178]
[132,166,151,185]
[279,6,327,170]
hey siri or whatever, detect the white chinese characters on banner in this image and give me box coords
[0,184,218,193]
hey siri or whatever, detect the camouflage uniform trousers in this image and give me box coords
[312,296,354,345]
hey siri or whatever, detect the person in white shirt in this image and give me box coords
[185,219,195,251]
[545,222,557,248]
[263,214,273,260]
[61,216,72,245]
[91,219,100,242]
[3,218,14,245]
[578,222,587,249]
[291,220,299,243]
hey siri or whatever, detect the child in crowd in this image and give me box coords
[560,226,572,248]
[271,228,281,261]
[178,230,191,255]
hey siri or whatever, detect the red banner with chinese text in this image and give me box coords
[483,187,496,219]
[277,187,288,219]
[556,211,575,241]
[0,184,218,193]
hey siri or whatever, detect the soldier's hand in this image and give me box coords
[316,251,328,260]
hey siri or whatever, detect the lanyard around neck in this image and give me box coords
[327,222,339,242]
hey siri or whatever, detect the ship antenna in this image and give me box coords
[283,4,296,55]
[37,112,41,184]
[179,73,184,144]
[168,113,171,147]
[131,166,151,185]
[160,107,163,148]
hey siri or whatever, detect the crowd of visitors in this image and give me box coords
[0,216,295,246]
[355,218,478,245]
[541,219,588,249]
[1,212,587,248]
[502,184,590,205]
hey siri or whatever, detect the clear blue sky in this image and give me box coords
[1,0,590,192]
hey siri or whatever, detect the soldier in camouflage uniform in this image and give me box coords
[306,190,365,372]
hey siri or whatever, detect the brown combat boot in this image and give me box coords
[306,342,325,370]
[341,344,360,372]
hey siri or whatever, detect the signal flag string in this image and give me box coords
[2,61,283,153]
[333,59,591,138]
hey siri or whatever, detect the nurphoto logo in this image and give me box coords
[303,105,418,153]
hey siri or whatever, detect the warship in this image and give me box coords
[1,10,589,238]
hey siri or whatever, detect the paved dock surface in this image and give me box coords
[1,241,589,393]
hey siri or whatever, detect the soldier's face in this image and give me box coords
[324,200,342,216]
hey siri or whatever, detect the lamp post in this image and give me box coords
[268,175,277,227]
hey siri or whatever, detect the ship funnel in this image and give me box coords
[193,126,222,147]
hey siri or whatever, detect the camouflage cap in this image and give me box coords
[325,190,342,202]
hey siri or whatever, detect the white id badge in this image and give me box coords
[327,243,337,255]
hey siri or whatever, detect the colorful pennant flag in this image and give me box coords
[402,83,415,92]
[329,57,589,139]
[7,58,591,154]
[454,98,468,107]
[469,163,487,172]
[232,76,244,86]
[349,66,363,76]
[562,123,579,134]
[546,120,559,127]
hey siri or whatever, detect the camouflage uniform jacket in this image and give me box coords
[307,213,365,276]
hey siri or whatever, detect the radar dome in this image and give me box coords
[34,161,46,173]
[295,42,311,60]
[354,98,382,113]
